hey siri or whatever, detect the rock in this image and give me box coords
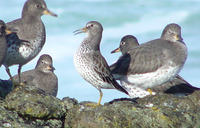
[0,83,200,128]
[0,79,13,98]
[5,85,66,119]
[64,91,200,128]
[62,97,78,109]
[0,98,63,128]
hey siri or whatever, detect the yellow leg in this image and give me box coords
[18,65,25,86]
[86,89,103,107]
[18,65,22,83]
[97,90,103,106]
[5,66,17,88]
[5,67,13,81]
[147,88,153,95]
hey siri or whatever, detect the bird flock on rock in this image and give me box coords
[0,0,199,105]
[0,0,58,97]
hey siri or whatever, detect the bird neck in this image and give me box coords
[79,34,102,52]
[122,47,133,55]
[22,13,41,22]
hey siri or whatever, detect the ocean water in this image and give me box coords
[0,0,199,104]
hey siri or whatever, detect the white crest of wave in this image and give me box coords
[38,34,84,62]
[104,11,189,38]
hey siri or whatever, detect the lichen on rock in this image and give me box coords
[0,83,200,128]
[64,91,200,128]
[5,85,66,119]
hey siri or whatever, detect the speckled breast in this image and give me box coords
[3,35,44,66]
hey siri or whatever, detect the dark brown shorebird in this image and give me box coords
[73,21,128,106]
[0,20,8,68]
[12,54,58,96]
[110,35,153,98]
[110,23,188,98]
[111,35,198,98]
[0,20,17,68]
[3,0,57,85]
[111,35,139,54]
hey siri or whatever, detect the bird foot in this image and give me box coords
[19,82,26,86]
[11,81,20,89]
[86,103,102,108]
[12,81,26,89]
[147,89,156,95]
[147,89,153,95]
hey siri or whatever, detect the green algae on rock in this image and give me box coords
[64,91,200,128]
[5,85,66,119]
[0,83,200,128]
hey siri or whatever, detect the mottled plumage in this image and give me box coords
[12,54,58,96]
[3,0,57,83]
[110,24,188,98]
[0,20,7,67]
[111,35,198,98]
[74,21,128,105]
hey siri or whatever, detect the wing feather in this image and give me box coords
[88,51,128,94]
[111,39,168,75]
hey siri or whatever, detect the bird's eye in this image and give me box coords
[121,41,126,45]
[86,24,94,28]
[168,30,172,34]
[35,4,40,8]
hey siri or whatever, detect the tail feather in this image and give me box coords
[111,78,129,95]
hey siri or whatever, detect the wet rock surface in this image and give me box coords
[0,84,199,128]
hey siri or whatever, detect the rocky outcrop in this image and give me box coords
[64,92,200,128]
[0,84,200,128]
[1,85,65,128]
[0,80,12,98]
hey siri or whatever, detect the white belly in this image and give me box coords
[4,37,43,66]
[123,65,181,89]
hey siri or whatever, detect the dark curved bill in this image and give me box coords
[73,27,87,35]
[43,9,58,17]
[111,47,121,53]
[47,65,55,71]
[5,28,18,34]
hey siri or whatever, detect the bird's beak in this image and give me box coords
[73,27,87,35]
[175,35,183,41]
[111,47,121,53]
[47,65,55,71]
[5,28,17,35]
[43,9,58,17]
